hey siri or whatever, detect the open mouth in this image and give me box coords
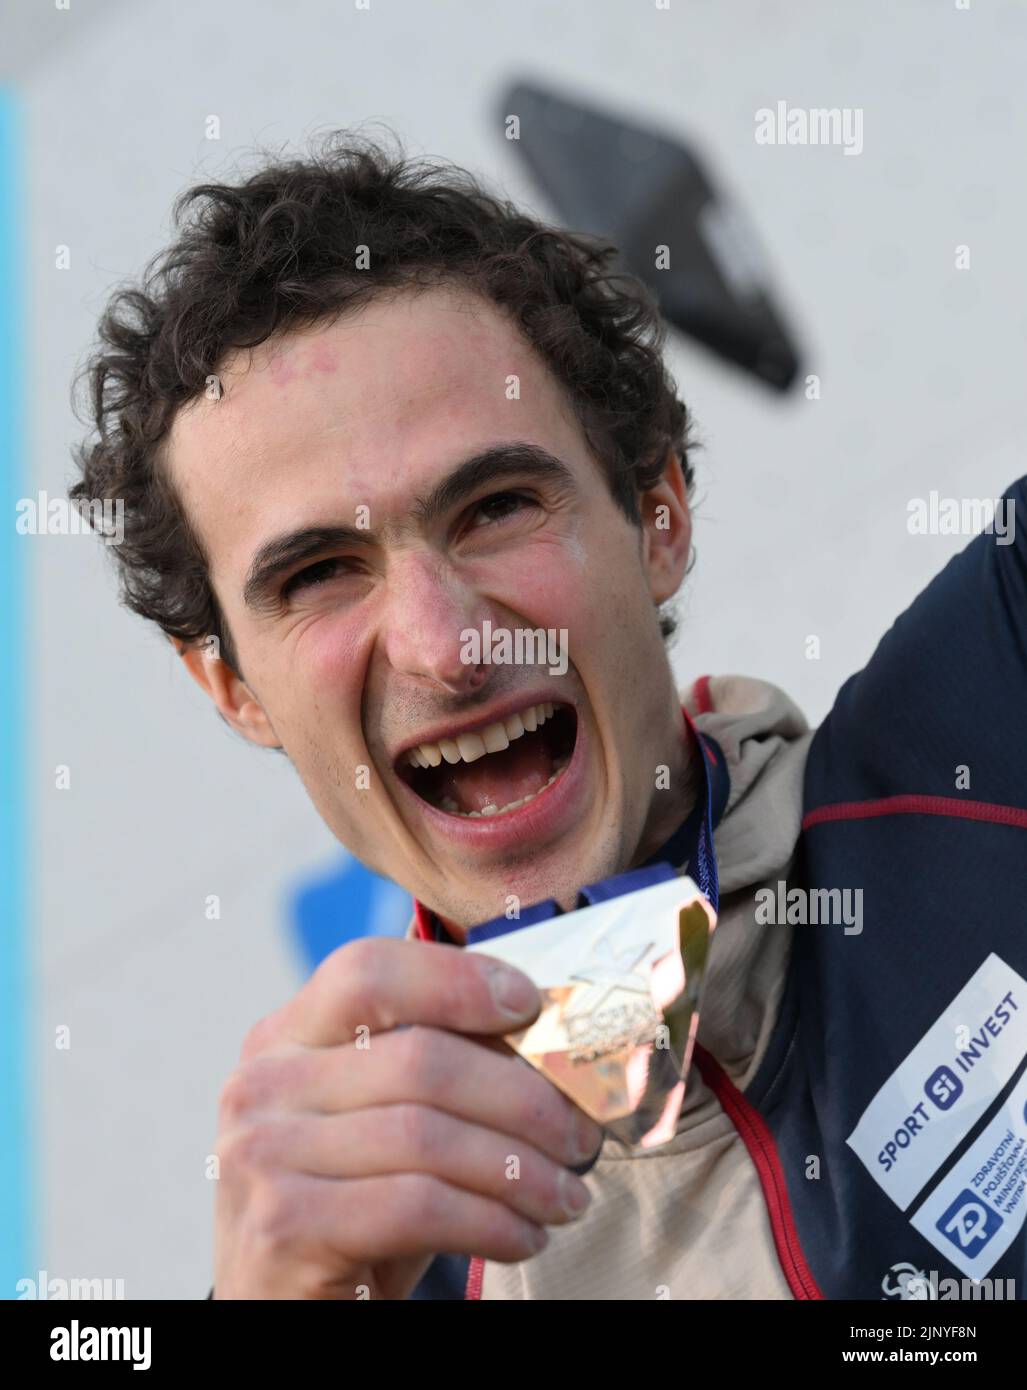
[396,701,578,818]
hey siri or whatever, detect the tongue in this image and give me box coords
[438,730,555,813]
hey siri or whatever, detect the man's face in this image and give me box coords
[169,284,694,933]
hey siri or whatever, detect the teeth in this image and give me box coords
[454,757,569,817]
[456,732,488,763]
[439,738,461,765]
[405,701,558,770]
[482,723,510,755]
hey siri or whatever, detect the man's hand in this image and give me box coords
[211,937,603,1300]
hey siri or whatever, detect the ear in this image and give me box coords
[640,449,692,605]
[171,636,282,749]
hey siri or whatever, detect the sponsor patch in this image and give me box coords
[846,954,1027,1209]
[910,1068,1027,1279]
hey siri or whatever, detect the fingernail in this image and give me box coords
[567,1146,603,1177]
[485,961,538,1020]
[558,1168,592,1218]
[570,1111,604,1167]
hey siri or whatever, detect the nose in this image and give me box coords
[380,551,488,695]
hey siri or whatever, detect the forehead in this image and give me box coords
[165,284,581,571]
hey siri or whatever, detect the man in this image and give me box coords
[71,132,1027,1300]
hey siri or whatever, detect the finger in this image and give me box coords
[465,1035,607,1171]
[244,937,539,1056]
[240,1105,592,1229]
[247,1025,603,1169]
[276,1171,551,1266]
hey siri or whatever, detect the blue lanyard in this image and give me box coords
[691,726,724,914]
[461,722,728,947]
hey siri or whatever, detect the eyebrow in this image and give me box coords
[242,441,575,611]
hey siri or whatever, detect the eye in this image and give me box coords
[281,556,350,598]
[468,491,534,528]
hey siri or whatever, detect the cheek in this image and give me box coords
[279,616,369,730]
[507,531,647,653]
[487,536,594,632]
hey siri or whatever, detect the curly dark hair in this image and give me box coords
[69,127,696,676]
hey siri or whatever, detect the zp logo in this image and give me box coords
[935,1189,1002,1256]
[925,1065,963,1111]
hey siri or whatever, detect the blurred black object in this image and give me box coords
[499,81,801,392]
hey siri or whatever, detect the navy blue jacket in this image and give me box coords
[750,472,1027,1298]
